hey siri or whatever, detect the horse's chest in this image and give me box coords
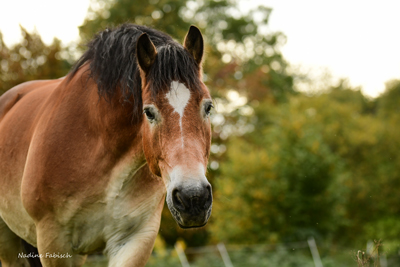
[69,201,141,253]
[69,202,108,254]
[70,177,164,254]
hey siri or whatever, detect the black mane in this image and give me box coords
[69,24,201,119]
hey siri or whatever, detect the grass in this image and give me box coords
[80,239,400,267]
[356,240,382,267]
[80,242,386,267]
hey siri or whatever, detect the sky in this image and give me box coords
[1,0,399,97]
[0,0,90,45]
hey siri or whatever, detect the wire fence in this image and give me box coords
[81,238,400,267]
[0,238,396,266]
[169,238,322,267]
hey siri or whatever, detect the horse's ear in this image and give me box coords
[136,33,157,75]
[184,25,204,65]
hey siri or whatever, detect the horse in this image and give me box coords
[0,24,213,267]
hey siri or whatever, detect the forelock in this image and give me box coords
[147,43,202,100]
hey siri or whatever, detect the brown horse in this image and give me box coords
[0,24,213,267]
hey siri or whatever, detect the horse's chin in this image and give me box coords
[173,213,210,229]
[177,221,208,229]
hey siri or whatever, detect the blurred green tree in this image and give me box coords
[211,82,400,249]
[0,27,71,95]
[210,93,348,244]
[377,79,400,116]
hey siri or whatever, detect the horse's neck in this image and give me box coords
[68,66,145,163]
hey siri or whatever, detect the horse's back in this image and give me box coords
[0,80,58,120]
[0,78,62,244]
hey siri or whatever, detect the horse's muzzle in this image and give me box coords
[168,182,212,228]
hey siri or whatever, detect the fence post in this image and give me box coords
[175,242,190,267]
[366,240,374,255]
[307,237,323,267]
[380,253,387,267]
[217,243,234,267]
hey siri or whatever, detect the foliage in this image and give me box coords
[211,82,400,249]
[0,27,71,95]
[211,94,348,244]
[377,79,400,117]
[364,218,400,255]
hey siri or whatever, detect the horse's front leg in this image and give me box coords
[106,201,164,267]
[35,220,87,267]
[107,228,159,267]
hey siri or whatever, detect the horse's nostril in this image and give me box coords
[206,184,212,192]
[204,184,213,208]
[172,189,186,211]
[206,184,212,197]
[171,183,213,213]
[176,193,184,206]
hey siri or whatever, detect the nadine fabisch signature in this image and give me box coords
[18,252,72,259]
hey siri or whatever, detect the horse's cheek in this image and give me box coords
[142,125,161,177]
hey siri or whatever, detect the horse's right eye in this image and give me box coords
[205,103,213,116]
[144,108,155,121]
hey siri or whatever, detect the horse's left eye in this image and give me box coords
[204,103,213,116]
[144,108,155,121]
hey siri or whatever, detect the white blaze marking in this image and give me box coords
[166,81,191,147]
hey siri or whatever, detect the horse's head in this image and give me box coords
[136,26,212,228]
